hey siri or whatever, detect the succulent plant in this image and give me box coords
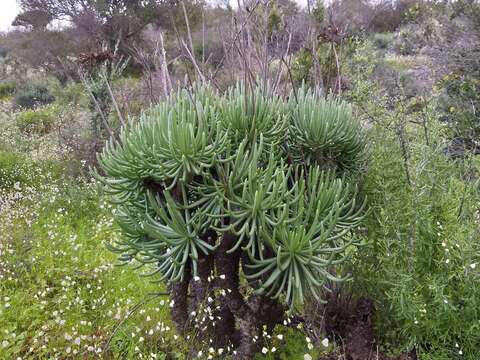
[96,83,367,358]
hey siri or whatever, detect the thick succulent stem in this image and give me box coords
[194,229,217,303]
[216,232,261,359]
[169,263,191,335]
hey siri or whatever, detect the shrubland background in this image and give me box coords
[1,0,480,359]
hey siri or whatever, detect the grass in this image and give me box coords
[0,168,184,359]
[0,100,184,358]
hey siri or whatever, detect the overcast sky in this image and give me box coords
[0,0,20,32]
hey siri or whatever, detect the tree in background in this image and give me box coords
[12,9,53,31]
[17,0,203,48]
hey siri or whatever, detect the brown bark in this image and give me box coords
[215,231,284,359]
[169,263,191,336]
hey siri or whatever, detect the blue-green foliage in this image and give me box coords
[97,83,367,309]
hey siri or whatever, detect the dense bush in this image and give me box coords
[291,48,314,86]
[12,81,55,109]
[392,25,427,55]
[431,3,480,146]
[356,123,480,359]
[15,104,58,134]
[0,81,16,99]
[97,83,367,358]
[437,74,480,141]
[372,33,393,50]
[51,81,87,107]
[340,33,480,358]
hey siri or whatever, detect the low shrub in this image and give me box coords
[12,81,55,109]
[15,104,59,134]
[372,33,393,50]
[0,81,16,99]
[51,81,87,107]
[291,48,313,86]
[352,111,480,359]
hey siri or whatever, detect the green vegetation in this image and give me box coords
[96,83,366,357]
[0,81,15,99]
[15,104,59,134]
[13,80,55,110]
[1,0,480,359]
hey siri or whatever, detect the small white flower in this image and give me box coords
[470,263,477,269]
[219,274,226,279]
[271,347,277,352]
[304,354,313,360]
[459,350,463,355]
[261,347,268,354]
[321,337,329,347]
[276,334,284,340]
[194,276,200,282]
[305,336,311,343]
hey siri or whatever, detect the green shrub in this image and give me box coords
[392,24,429,56]
[51,81,87,107]
[372,33,393,50]
[13,81,55,109]
[0,44,8,58]
[291,48,313,86]
[15,104,58,134]
[0,81,16,99]
[353,119,480,359]
[312,1,325,24]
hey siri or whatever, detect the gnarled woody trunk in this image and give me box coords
[169,230,284,359]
